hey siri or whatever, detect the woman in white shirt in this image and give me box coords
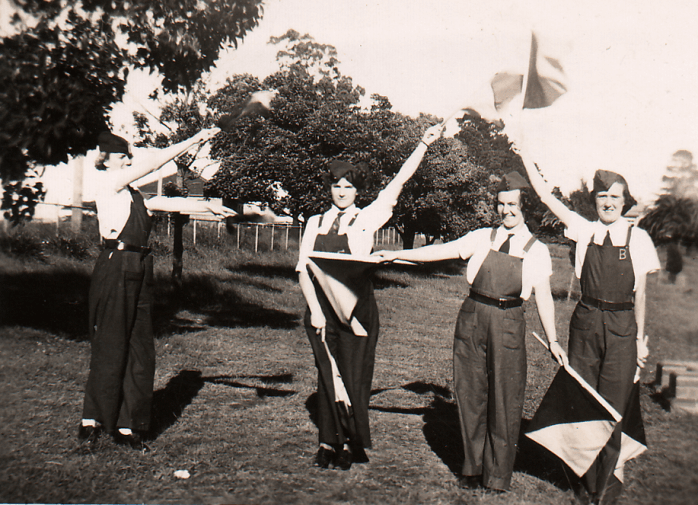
[297,124,442,470]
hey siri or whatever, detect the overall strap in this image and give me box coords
[489,227,497,244]
[523,236,537,254]
[348,214,358,226]
[318,214,324,228]
[625,225,633,247]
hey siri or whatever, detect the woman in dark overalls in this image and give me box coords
[297,124,443,470]
[79,128,229,451]
[376,172,564,491]
[523,156,660,504]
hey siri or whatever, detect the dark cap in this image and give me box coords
[322,160,368,190]
[98,131,131,155]
[592,170,636,215]
[496,171,530,193]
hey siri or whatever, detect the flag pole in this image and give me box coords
[531,332,622,422]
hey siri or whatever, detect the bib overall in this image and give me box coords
[453,229,536,491]
[83,187,155,434]
[304,213,379,449]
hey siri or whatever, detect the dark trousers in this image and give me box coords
[453,298,526,491]
[83,250,155,434]
[305,293,379,449]
[568,302,637,501]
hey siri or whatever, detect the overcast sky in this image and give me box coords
[8,0,696,203]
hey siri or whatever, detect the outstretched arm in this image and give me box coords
[144,196,236,217]
[375,233,473,263]
[109,128,220,192]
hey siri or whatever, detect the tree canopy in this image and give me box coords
[0,0,263,181]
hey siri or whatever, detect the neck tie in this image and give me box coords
[329,212,345,234]
[498,233,514,254]
[602,230,613,246]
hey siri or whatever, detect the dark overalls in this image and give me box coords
[304,213,379,449]
[83,187,155,435]
[569,227,637,503]
[453,229,536,491]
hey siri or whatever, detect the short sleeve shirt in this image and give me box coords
[564,215,660,291]
[452,224,552,300]
[296,186,400,273]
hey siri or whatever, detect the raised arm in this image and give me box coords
[108,128,220,192]
[378,123,444,203]
[519,149,578,228]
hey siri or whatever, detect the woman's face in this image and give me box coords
[330,177,357,210]
[595,182,625,224]
[103,152,132,171]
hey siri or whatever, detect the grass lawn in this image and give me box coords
[1,227,697,505]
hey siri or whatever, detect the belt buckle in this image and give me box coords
[116,242,126,251]
[497,298,507,309]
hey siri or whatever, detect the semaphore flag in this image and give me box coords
[217,90,276,132]
[491,32,567,113]
[307,252,382,337]
[456,31,567,127]
[526,366,620,477]
[614,378,647,483]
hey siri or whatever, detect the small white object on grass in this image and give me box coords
[174,470,190,479]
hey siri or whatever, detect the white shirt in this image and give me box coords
[296,186,400,273]
[453,224,553,300]
[94,171,150,240]
[564,215,660,290]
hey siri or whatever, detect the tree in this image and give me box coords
[1,0,263,182]
[661,150,698,200]
[1,175,46,226]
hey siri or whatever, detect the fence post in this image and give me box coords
[217,221,221,239]
[236,223,240,249]
[270,223,275,251]
[285,225,289,250]
[193,219,197,246]
[254,224,259,253]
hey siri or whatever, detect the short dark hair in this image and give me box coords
[322,160,369,191]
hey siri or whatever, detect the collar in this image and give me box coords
[326,204,358,219]
[497,222,530,240]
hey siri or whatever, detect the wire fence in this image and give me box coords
[163,218,403,252]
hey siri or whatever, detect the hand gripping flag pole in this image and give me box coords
[526,332,621,477]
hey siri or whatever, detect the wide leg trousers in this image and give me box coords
[453,297,526,491]
[83,250,155,434]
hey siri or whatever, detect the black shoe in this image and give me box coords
[78,424,101,445]
[114,431,149,452]
[333,449,352,471]
[458,475,481,489]
[315,446,336,468]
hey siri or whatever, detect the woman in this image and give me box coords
[519,149,660,504]
[297,124,443,470]
[79,128,232,451]
[374,172,565,492]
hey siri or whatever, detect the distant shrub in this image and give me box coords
[0,232,47,261]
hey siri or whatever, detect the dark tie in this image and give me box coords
[329,212,345,234]
[498,233,514,254]
[602,230,613,246]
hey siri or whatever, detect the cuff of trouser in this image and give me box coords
[482,471,511,492]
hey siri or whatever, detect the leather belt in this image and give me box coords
[581,294,634,311]
[104,239,151,255]
[468,290,523,309]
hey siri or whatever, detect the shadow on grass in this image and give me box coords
[514,418,574,490]
[154,273,299,335]
[0,271,92,340]
[149,369,297,440]
[1,267,299,340]
[230,262,298,280]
